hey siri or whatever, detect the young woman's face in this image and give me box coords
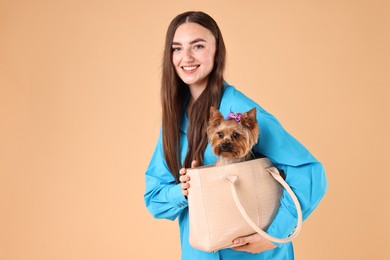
[172,22,216,90]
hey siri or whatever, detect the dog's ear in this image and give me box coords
[208,106,224,126]
[241,108,258,130]
[207,106,224,137]
[207,106,224,138]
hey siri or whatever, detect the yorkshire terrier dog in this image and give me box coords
[207,106,259,166]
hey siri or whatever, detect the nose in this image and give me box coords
[220,143,231,151]
[183,49,194,62]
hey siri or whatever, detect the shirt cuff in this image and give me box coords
[169,183,188,209]
[266,201,298,247]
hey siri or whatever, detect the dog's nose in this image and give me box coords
[220,143,230,151]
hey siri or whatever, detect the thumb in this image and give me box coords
[233,237,247,245]
[233,234,258,245]
[191,160,198,168]
[234,233,264,245]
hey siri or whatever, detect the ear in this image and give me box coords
[241,108,258,130]
[207,106,224,136]
[208,106,224,126]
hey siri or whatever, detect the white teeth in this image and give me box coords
[182,66,198,71]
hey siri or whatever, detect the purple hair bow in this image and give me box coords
[227,112,242,122]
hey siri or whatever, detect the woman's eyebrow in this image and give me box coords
[190,38,207,44]
[172,38,207,46]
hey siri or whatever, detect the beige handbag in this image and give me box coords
[187,158,303,252]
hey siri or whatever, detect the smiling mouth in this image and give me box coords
[182,65,199,71]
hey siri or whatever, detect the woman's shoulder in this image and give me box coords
[221,82,264,114]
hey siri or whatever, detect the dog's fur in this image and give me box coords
[207,106,259,166]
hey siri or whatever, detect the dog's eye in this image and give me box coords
[217,132,224,138]
[232,133,240,139]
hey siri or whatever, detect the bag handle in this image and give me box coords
[225,166,303,244]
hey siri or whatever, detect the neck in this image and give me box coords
[189,82,207,101]
[187,83,206,114]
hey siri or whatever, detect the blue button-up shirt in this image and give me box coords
[144,83,327,259]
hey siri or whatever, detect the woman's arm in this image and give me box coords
[225,87,328,250]
[144,132,188,221]
[255,109,328,247]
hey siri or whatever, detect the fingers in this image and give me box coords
[179,167,186,176]
[231,234,254,251]
[230,244,250,252]
[179,167,190,196]
[231,236,253,252]
[181,186,188,196]
[179,161,198,197]
[231,237,254,253]
[231,234,276,254]
[180,182,190,196]
[233,233,259,245]
[180,182,190,190]
[233,237,248,246]
[179,176,190,183]
[179,168,190,183]
[191,160,198,168]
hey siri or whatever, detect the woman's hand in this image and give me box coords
[179,160,198,196]
[231,233,277,254]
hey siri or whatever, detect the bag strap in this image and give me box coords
[225,166,303,244]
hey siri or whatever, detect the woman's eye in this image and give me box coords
[233,133,240,139]
[217,132,224,138]
[194,44,204,50]
[172,47,181,52]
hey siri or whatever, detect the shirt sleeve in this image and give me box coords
[144,131,188,221]
[254,110,328,247]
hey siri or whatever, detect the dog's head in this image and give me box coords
[207,106,259,159]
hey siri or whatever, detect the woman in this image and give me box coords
[144,11,327,259]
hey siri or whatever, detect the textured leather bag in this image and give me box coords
[186,158,303,252]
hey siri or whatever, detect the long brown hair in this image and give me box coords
[161,11,226,182]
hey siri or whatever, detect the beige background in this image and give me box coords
[1,0,389,259]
